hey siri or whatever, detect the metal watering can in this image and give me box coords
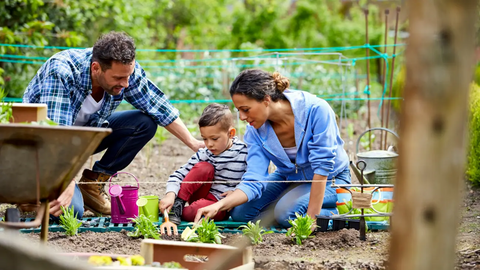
[353,127,399,184]
[108,172,139,224]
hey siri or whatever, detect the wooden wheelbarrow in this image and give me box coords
[0,124,111,241]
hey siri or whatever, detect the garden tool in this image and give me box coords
[160,209,178,236]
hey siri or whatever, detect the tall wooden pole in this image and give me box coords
[388,1,478,270]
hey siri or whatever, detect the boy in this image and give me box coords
[159,103,248,225]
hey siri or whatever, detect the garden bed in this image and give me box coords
[4,133,480,269]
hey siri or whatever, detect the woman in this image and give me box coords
[194,69,350,228]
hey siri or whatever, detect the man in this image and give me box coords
[23,32,204,218]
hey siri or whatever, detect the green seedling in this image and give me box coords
[0,88,13,124]
[286,212,317,245]
[59,206,82,236]
[162,261,184,268]
[127,214,161,239]
[238,220,273,245]
[186,217,224,244]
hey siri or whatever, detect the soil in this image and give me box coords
[2,103,480,269]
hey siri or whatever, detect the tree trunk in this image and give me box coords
[388,1,478,270]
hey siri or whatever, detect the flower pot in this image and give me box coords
[316,216,330,232]
[332,218,347,231]
[347,219,360,230]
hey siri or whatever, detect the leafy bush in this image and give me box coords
[59,206,82,236]
[238,220,273,245]
[467,83,480,186]
[127,214,161,239]
[285,212,317,245]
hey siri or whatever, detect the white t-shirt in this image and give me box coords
[74,93,105,126]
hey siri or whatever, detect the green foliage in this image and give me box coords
[186,217,224,244]
[391,65,406,112]
[162,262,184,269]
[0,88,13,123]
[127,214,161,239]
[238,220,273,245]
[467,83,480,186]
[285,212,317,245]
[59,206,82,236]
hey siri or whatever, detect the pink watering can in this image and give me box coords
[108,172,139,224]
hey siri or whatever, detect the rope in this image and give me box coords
[0,43,406,52]
[76,179,335,185]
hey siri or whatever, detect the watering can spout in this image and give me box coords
[349,161,372,185]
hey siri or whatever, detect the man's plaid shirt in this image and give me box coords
[23,48,179,127]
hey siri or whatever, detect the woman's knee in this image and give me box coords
[230,205,255,222]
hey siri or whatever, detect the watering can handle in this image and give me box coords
[355,127,399,153]
[108,172,140,189]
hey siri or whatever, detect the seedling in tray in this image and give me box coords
[286,212,317,245]
[59,206,82,236]
[238,220,273,245]
[127,214,161,239]
[184,217,224,244]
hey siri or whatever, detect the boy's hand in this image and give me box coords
[220,191,233,198]
[159,192,176,213]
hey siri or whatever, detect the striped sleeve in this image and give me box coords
[165,149,207,195]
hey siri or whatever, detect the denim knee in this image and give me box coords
[137,113,157,139]
[230,205,255,222]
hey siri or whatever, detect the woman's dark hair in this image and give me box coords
[92,31,136,70]
[229,69,290,102]
[198,103,233,131]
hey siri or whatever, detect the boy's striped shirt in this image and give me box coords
[166,137,247,200]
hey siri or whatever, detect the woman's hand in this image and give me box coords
[194,202,222,223]
[220,190,233,198]
[159,192,176,213]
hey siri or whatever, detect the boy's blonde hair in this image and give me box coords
[198,103,233,131]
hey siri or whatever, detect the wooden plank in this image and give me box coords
[388,1,478,270]
[0,230,86,270]
[6,103,48,123]
[140,239,253,270]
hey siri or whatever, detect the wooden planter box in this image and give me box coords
[6,103,48,123]
[59,252,188,270]
[140,240,254,270]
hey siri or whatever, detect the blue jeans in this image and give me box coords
[66,110,157,219]
[230,167,351,227]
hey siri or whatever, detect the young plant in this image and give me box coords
[127,214,161,239]
[286,212,317,245]
[186,217,224,244]
[59,206,82,236]
[162,262,184,268]
[0,88,13,124]
[238,220,273,245]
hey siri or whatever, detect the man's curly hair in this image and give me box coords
[92,31,136,70]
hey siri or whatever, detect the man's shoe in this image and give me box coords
[78,169,112,215]
[169,198,186,225]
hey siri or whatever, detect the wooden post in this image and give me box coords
[388,1,478,270]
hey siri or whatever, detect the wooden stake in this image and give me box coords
[388,1,478,270]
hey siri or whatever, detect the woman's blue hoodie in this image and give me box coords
[236,89,349,202]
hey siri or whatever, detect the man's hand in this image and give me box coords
[49,180,76,217]
[192,139,205,152]
[159,192,176,213]
[194,203,222,223]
